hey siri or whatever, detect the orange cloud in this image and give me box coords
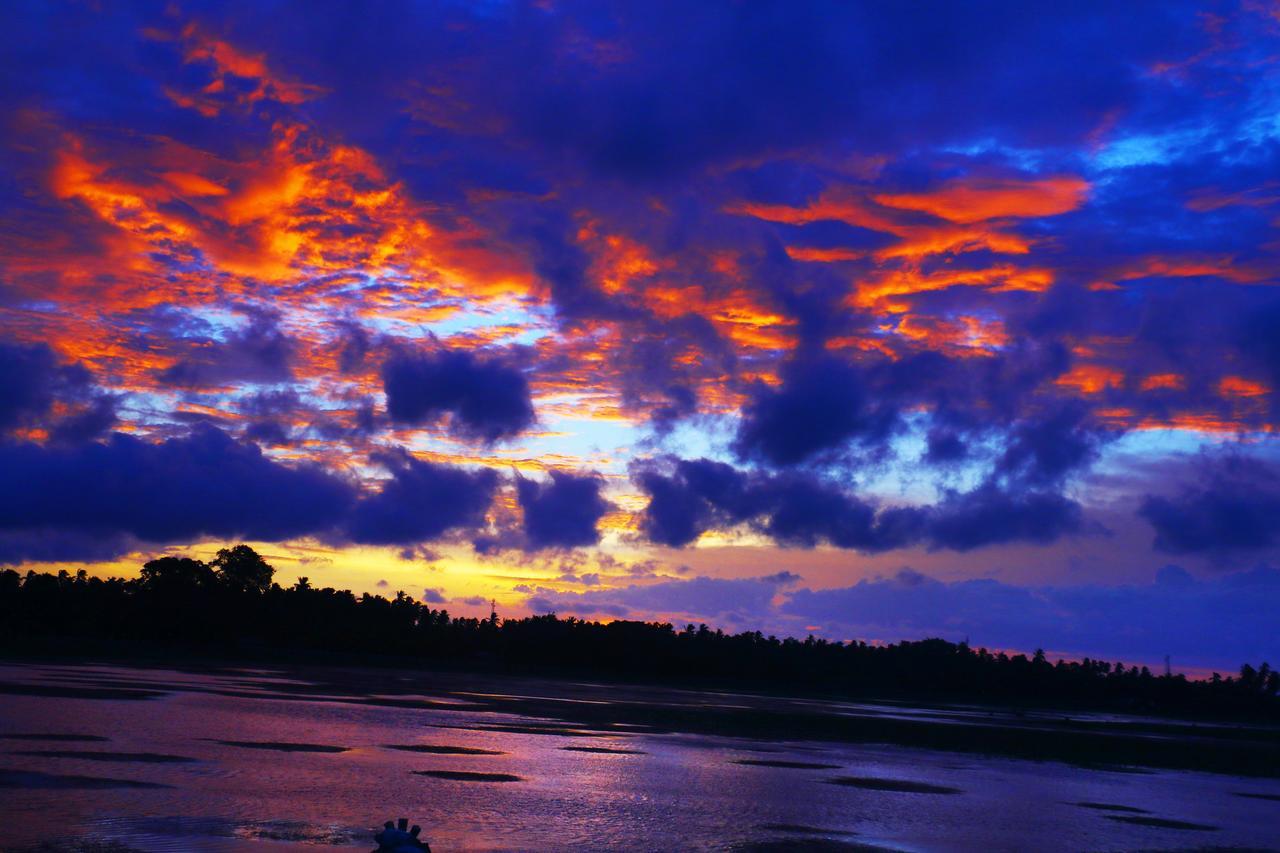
[873,176,1090,223]
[1104,254,1274,286]
[731,183,1051,265]
[1056,364,1125,395]
[1219,376,1270,397]
[1140,373,1186,391]
[153,22,327,115]
[851,264,1053,307]
[895,314,1009,357]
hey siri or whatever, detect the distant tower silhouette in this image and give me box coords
[490,598,498,622]
[1165,655,1172,677]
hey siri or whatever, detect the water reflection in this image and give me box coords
[0,662,1277,851]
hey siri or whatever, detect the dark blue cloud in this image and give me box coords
[733,355,901,466]
[242,419,293,447]
[517,471,610,549]
[1239,296,1280,418]
[0,341,90,432]
[927,485,1083,551]
[382,349,535,443]
[0,426,355,552]
[780,564,1280,668]
[732,339,1083,471]
[0,529,137,566]
[0,341,117,443]
[526,563,1279,668]
[635,457,1084,553]
[48,396,118,444]
[343,448,499,545]
[1140,455,1280,555]
[333,319,373,374]
[155,308,295,388]
[994,401,1108,487]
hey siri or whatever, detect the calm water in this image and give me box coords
[0,662,1277,852]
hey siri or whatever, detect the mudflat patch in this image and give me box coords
[1069,761,1154,775]
[1074,801,1150,814]
[435,723,612,738]
[0,769,170,790]
[0,683,163,701]
[5,840,144,853]
[560,745,646,754]
[8,750,197,763]
[735,759,842,770]
[208,739,349,753]
[825,776,960,794]
[412,770,522,782]
[758,823,858,835]
[736,841,896,852]
[0,733,109,742]
[1104,815,1218,831]
[384,744,505,755]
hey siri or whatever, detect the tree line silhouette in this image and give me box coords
[2,545,1276,719]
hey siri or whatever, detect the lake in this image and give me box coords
[1,661,1277,851]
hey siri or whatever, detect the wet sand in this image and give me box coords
[1,659,1278,851]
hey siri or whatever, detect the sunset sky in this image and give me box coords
[3,1,1279,670]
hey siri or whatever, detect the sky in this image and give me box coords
[2,1,1279,671]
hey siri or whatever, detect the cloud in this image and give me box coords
[526,572,797,623]
[634,457,1085,553]
[1140,454,1280,555]
[780,565,1280,667]
[382,349,535,443]
[0,341,113,440]
[926,485,1083,551]
[0,342,75,432]
[3,0,1280,670]
[993,401,1109,487]
[0,425,354,560]
[156,308,295,388]
[421,587,447,604]
[343,448,499,545]
[516,471,611,549]
[47,395,118,444]
[530,563,1280,668]
[0,420,517,561]
[733,355,901,466]
[0,529,137,566]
